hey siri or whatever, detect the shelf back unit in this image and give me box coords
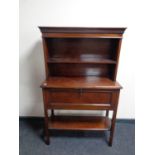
[39,27,126,81]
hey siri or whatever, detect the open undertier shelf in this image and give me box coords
[48,116,111,131]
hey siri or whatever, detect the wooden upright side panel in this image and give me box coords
[42,37,49,79]
[113,39,123,81]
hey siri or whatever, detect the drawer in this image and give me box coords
[80,91,112,103]
[46,89,112,104]
[47,90,79,103]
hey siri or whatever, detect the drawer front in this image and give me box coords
[46,89,112,104]
[80,91,111,103]
[47,90,79,103]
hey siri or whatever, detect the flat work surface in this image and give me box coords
[41,77,122,89]
[49,116,111,131]
[20,118,135,155]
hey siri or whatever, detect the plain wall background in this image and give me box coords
[19,0,135,118]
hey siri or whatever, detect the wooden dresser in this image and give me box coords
[39,27,126,146]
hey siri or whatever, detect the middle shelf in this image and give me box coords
[47,57,117,64]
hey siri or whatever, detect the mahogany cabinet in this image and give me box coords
[39,27,126,146]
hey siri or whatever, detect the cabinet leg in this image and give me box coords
[44,117,50,145]
[105,110,109,117]
[42,89,50,145]
[51,109,54,118]
[109,127,114,146]
[44,108,50,145]
[109,110,117,146]
[45,132,50,145]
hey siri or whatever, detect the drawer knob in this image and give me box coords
[43,82,47,86]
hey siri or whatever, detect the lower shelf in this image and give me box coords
[48,116,111,131]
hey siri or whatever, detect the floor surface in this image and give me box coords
[19,118,135,155]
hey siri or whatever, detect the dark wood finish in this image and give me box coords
[113,39,122,80]
[46,91,119,111]
[47,57,116,64]
[47,103,111,110]
[46,38,118,58]
[106,110,109,117]
[46,89,119,107]
[46,90,111,104]
[41,77,122,89]
[109,90,120,146]
[42,89,49,145]
[39,27,126,34]
[42,33,123,38]
[48,63,116,77]
[42,38,49,79]
[39,27,126,146]
[49,116,111,131]
[51,109,54,117]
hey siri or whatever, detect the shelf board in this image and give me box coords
[48,116,111,131]
[47,57,116,64]
[47,103,111,110]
